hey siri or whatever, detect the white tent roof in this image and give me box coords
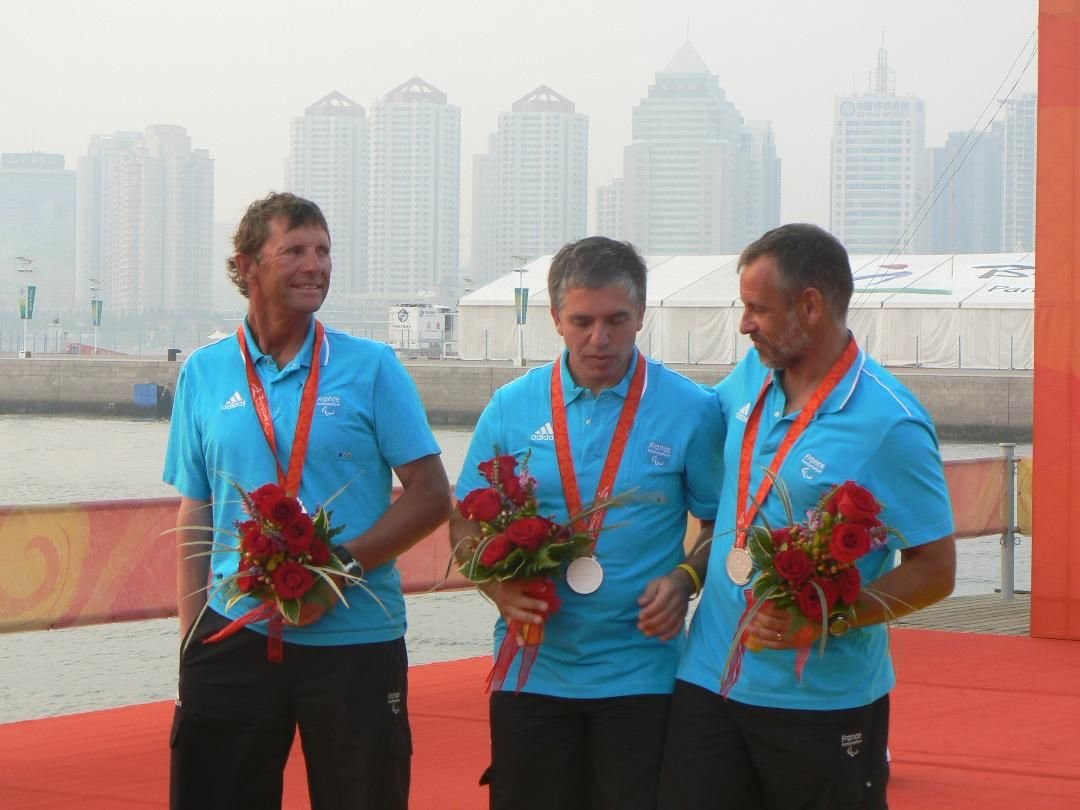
[461,253,1036,311]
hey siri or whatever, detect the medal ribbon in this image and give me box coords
[735,337,859,548]
[551,350,646,546]
[237,321,325,498]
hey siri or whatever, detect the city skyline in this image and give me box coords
[2,1,1037,234]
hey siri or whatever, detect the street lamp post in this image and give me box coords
[512,256,530,368]
[15,256,37,359]
[89,278,104,356]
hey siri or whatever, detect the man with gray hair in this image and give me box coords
[451,236,725,810]
[165,192,451,809]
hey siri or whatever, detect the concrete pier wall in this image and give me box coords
[0,356,1033,441]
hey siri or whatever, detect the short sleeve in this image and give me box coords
[371,347,441,469]
[684,390,725,520]
[454,389,505,500]
[163,363,211,500]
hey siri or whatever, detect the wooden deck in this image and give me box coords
[893,593,1031,635]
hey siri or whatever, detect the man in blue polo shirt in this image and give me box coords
[450,236,725,810]
[164,192,451,810]
[658,223,956,810]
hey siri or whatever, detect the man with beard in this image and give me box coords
[658,223,956,810]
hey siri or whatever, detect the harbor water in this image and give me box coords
[0,416,1031,723]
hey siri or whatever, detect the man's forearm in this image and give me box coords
[341,455,452,571]
[851,536,956,628]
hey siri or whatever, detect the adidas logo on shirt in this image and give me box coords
[735,402,751,423]
[530,421,555,441]
[221,391,247,411]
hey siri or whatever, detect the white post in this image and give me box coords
[999,443,1017,601]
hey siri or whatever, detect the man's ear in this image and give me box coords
[550,305,563,336]
[234,253,258,286]
[799,287,828,326]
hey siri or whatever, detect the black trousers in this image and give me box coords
[658,680,890,810]
[485,691,672,810]
[170,610,411,810]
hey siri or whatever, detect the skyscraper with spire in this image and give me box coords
[830,43,927,255]
[619,41,780,255]
[471,85,588,287]
[286,91,368,305]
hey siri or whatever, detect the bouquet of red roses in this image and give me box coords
[189,482,364,662]
[456,452,598,692]
[721,480,903,696]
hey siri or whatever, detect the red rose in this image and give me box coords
[774,548,814,585]
[459,487,503,522]
[271,559,315,599]
[250,483,287,515]
[239,519,273,557]
[480,533,514,567]
[837,566,861,604]
[829,523,872,564]
[478,455,518,488]
[826,481,882,524]
[502,474,528,506]
[505,516,556,551]
[282,513,315,555]
[771,527,795,550]
[795,578,838,623]
[236,556,260,593]
[523,578,562,617]
[308,538,331,566]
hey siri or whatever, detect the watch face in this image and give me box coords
[830,617,849,637]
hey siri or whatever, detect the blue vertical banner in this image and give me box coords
[91,298,103,327]
[514,287,529,325]
[19,285,36,320]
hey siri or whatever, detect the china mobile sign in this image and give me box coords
[388,305,447,350]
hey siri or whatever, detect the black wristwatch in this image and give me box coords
[331,545,364,583]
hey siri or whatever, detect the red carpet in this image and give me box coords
[1,630,1078,809]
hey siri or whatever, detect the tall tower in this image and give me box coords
[1000,92,1037,252]
[622,42,778,255]
[286,91,368,307]
[925,126,1003,253]
[77,126,213,316]
[595,178,624,240]
[369,77,461,326]
[0,153,76,311]
[831,43,926,254]
[472,86,588,286]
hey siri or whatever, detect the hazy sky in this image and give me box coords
[2,0,1039,234]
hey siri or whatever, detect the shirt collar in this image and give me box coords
[559,348,641,405]
[767,335,864,418]
[240,317,320,370]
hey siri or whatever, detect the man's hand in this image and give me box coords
[637,572,695,641]
[745,599,816,650]
[480,579,550,644]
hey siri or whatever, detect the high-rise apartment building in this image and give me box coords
[925,126,1004,253]
[285,91,368,305]
[1001,92,1036,252]
[830,45,926,255]
[77,125,213,315]
[595,178,624,241]
[0,152,76,311]
[369,77,460,323]
[621,42,780,255]
[738,122,782,246]
[469,135,498,291]
[471,86,588,286]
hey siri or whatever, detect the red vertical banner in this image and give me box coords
[1033,0,1080,639]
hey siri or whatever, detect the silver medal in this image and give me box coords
[725,547,754,586]
[566,556,604,594]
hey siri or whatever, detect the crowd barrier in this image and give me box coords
[0,456,1026,634]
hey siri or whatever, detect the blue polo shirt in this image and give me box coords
[678,346,954,709]
[164,319,441,646]
[455,350,725,698]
